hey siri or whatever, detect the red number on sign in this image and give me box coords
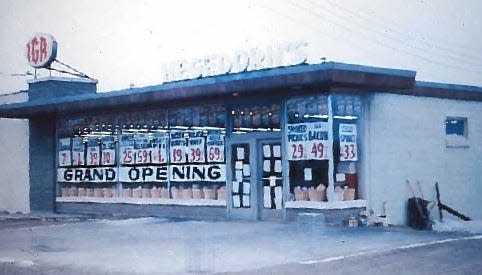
[61,152,67,165]
[291,144,304,159]
[209,147,221,161]
[311,142,324,158]
[190,148,202,162]
[136,150,149,163]
[157,149,165,162]
[123,150,133,163]
[172,148,183,162]
[89,152,98,165]
[103,151,111,164]
[342,144,356,160]
[76,152,83,165]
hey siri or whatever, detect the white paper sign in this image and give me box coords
[58,138,71,167]
[187,130,205,163]
[274,186,283,209]
[119,166,168,182]
[57,167,118,182]
[263,145,271,157]
[339,124,358,161]
[170,164,226,182]
[101,136,116,166]
[86,138,100,166]
[243,164,250,176]
[72,137,85,166]
[170,131,187,163]
[263,160,270,172]
[235,170,243,181]
[264,186,271,208]
[236,147,245,160]
[120,134,135,165]
[304,168,312,181]
[243,195,250,207]
[273,145,281,158]
[233,195,241,208]
[274,160,282,172]
[243,182,250,194]
[150,133,168,164]
[232,181,239,193]
[134,134,150,164]
[206,130,225,163]
[286,122,329,161]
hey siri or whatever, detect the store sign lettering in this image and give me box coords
[171,164,226,182]
[57,168,117,183]
[25,33,57,68]
[119,166,168,182]
[161,41,308,84]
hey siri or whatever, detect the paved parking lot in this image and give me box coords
[0,216,478,274]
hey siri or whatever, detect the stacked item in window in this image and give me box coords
[231,144,250,208]
[262,144,283,209]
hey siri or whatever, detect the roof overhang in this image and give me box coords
[0,61,441,119]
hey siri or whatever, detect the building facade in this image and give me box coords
[0,62,480,225]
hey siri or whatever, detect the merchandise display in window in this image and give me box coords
[56,105,227,205]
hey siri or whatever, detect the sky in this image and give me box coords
[0,0,481,95]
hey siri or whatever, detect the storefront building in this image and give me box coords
[1,61,481,225]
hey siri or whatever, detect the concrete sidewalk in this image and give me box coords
[0,217,477,274]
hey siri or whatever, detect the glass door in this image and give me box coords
[228,140,258,220]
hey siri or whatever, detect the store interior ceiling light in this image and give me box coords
[333,115,358,120]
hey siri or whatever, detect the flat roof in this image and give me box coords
[0,61,480,119]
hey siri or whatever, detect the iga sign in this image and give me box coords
[161,41,308,83]
[25,33,57,68]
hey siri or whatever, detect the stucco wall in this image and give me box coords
[0,118,29,213]
[367,93,482,225]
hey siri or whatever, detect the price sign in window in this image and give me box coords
[150,133,168,164]
[339,124,358,161]
[187,131,205,163]
[86,137,100,166]
[170,131,187,163]
[206,130,225,163]
[58,138,72,167]
[101,136,116,166]
[305,122,329,160]
[134,133,150,164]
[286,122,330,161]
[120,134,135,165]
[72,137,85,166]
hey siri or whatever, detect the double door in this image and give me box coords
[227,135,284,220]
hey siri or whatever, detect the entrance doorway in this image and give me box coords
[227,134,283,220]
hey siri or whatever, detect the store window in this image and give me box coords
[332,94,362,201]
[285,93,363,204]
[167,105,227,202]
[56,104,228,204]
[231,104,280,134]
[286,94,330,202]
[445,117,469,148]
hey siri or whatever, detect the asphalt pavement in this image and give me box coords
[0,216,480,274]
